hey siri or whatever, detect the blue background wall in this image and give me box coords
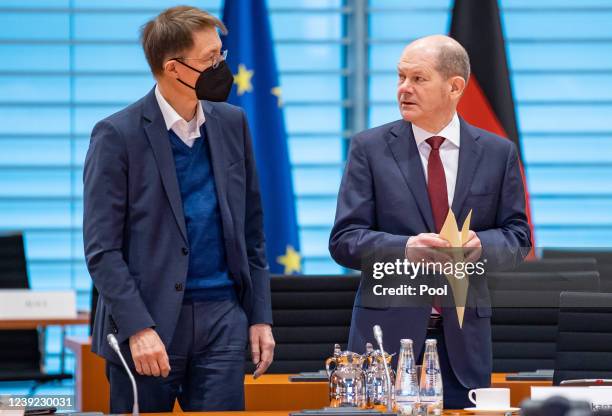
[0,0,611,376]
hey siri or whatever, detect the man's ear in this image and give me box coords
[163,59,180,79]
[449,76,466,98]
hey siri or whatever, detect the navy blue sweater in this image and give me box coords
[168,126,234,301]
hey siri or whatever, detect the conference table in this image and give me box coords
[0,313,89,330]
[66,337,552,413]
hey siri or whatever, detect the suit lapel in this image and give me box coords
[142,88,188,244]
[387,121,436,232]
[201,101,232,233]
[451,118,483,224]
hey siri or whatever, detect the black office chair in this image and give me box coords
[488,270,600,372]
[0,233,72,388]
[553,291,612,385]
[543,249,612,292]
[244,274,359,374]
[0,233,29,290]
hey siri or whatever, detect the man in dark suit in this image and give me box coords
[83,6,274,413]
[329,35,531,408]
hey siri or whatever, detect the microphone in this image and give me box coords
[373,325,393,412]
[107,333,139,416]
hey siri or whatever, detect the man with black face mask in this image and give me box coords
[83,6,274,413]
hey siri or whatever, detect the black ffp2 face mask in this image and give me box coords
[174,59,234,102]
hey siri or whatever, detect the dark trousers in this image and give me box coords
[106,296,248,413]
[420,325,472,410]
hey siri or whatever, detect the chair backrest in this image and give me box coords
[0,233,42,376]
[514,258,598,274]
[488,270,600,373]
[0,233,29,289]
[554,291,612,385]
[543,249,612,292]
[247,274,359,374]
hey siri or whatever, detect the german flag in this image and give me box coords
[450,0,535,247]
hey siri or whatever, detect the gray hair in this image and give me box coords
[436,40,471,82]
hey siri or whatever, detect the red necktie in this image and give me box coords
[426,136,449,233]
[426,136,448,315]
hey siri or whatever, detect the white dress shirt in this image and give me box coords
[154,85,206,148]
[411,113,461,207]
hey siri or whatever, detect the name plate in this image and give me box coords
[531,386,612,411]
[0,290,76,319]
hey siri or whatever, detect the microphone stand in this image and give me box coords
[107,333,139,416]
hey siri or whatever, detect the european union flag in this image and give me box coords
[222,0,301,275]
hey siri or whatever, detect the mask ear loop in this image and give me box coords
[169,58,202,90]
[176,77,196,90]
[172,58,203,74]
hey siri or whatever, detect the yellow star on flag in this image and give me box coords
[276,245,302,275]
[271,86,283,107]
[233,64,254,95]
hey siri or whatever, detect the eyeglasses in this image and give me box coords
[171,49,228,69]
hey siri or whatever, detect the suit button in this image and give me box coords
[175,283,184,291]
[182,247,189,256]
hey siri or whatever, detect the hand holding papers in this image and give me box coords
[361,209,486,315]
[439,209,474,328]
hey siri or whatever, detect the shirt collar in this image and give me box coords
[411,112,461,148]
[154,84,205,139]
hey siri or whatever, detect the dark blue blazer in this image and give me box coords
[329,118,531,388]
[83,88,272,366]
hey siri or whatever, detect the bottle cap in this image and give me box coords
[400,338,413,346]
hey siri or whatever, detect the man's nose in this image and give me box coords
[398,79,413,94]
